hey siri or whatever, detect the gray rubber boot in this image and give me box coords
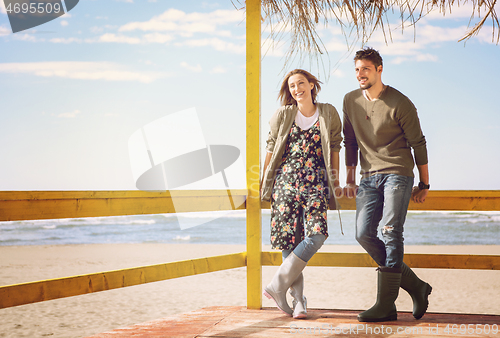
[264,252,307,316]
[289,273,307,319]
[400,262,432,319]
[357,267,401,322]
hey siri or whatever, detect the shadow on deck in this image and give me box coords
[86,306,500,337]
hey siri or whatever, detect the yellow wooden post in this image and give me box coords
[246,0,262,309]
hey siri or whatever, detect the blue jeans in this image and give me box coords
[355,174,414,268]
[282,234,326,262]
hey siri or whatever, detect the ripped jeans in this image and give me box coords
[355,174,414,268]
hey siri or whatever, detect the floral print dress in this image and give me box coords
[270,119,329,250]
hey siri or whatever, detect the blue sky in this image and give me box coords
[0,0,499,191]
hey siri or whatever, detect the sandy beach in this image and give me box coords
[0,244,499,337]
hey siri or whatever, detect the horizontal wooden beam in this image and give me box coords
[0,190,247,221]
[1,190,498,222]
[3,250,499,309]
[0,252,247,309]
[262,251,500,270]
[407,190,500,211]
[262,190,500,211]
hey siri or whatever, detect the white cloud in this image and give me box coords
[91,32,173,44]
[58,110,81,118]
[331,69,345,78]
[262,38,285,57]
[0,1,6,14]
[143,32,174,43]
[415,53,439,62]
[2,7,249,56]
[210,66,227,74]
[262,21,293,35]
[322,18,475,64]
[180,62,202,72]
[13,33,39,42]
[475,27,500,44]
[0,26,10,36]
[0,62,165,83]
[420,2,499,21]
[60,20,69,27]
[317,1,499,63]
[201,2,220,9]
[118,8,244,37]
[391,57,409,65]
[367,24,468,59]
[177,37,245,54]
[50,37,82,43]
[98,33,141,44]
[390,53,439,64]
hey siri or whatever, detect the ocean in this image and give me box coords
[1,210,499,246]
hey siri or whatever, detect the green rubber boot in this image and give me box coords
[264,252,307,316]
[358,266,401,322]
[400,262,432,319]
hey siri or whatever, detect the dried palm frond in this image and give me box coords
[234,0,499,73]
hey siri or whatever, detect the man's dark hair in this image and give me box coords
[354,47,383,69]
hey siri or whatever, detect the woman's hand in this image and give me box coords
[333,181,343,198]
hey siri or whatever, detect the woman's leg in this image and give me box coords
[282,249,306,319]
[264,250,307,316]
[292,233,326,262]
[265,181,306,316]
[285,186,328,319]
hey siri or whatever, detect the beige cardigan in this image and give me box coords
[261,103,342,210]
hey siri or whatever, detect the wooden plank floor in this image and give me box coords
[87,306,500,338]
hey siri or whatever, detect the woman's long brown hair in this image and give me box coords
[278,69,322,106]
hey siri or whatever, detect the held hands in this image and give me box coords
[411,186,428,203]
[339,184,427,203]
[343,183,358,198]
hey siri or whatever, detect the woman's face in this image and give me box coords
[288,74,314,104]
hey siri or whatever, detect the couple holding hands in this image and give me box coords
[260,47,432,322]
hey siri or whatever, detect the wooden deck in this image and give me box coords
[87,306,500,337]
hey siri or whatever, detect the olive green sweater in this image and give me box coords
[343,86,428,178]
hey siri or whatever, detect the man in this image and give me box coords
[343,47,432,322]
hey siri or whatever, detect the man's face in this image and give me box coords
[355,59,382,90]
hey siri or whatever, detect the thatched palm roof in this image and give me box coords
[236,0,498,67]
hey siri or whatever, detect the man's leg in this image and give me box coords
[379,174,413,268]
[355,175,386,266]
[400,262,432,319]
[379,175,432,318]
[357,174,412,322]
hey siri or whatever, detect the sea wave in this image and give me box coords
[1,210,499,246]
[173,235,191,241]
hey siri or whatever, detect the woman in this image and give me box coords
[261,69,342,319]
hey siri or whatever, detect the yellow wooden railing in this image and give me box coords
[1,190,500,309]
[1,0,500,311]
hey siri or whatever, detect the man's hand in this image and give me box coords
[343,183,358,199]
[412,186,428,203]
